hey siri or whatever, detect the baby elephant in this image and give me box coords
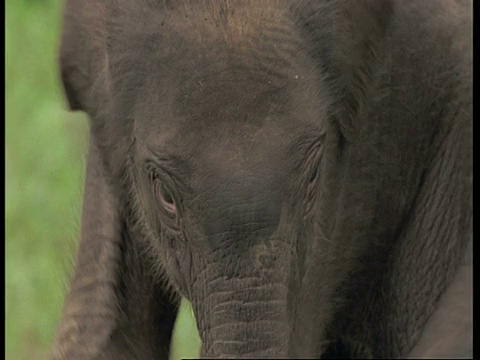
[53,0,472,359]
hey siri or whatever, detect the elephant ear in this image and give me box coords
[297,0,393,140]
[59,0,110,113]
[53,137,122,359]
[54,3,120,358]
[55,3,179,359]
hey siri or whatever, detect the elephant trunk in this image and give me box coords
[195,277,292,358]
[190,176,298,357]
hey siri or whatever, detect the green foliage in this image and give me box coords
[5,0,201,358]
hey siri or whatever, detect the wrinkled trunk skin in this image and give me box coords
[190,239,295,359]
[198,280,291,358]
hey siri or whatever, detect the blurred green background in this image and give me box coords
[5,0,201,358]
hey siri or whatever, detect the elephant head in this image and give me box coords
[53,0,472,359]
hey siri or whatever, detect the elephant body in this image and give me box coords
[53,0,472,359]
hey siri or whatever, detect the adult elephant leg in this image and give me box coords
[52,138,178,359]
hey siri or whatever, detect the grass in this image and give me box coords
[5,0,201,358]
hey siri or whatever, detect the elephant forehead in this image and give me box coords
[195,126,289,179]
[134,58,308,141]
[134,78,323,189]
[191,141,296,217]
[177,68,292,124]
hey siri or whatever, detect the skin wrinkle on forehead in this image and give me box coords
[168,0,297,54]
[134,59,325,175]
[122,3,329,171]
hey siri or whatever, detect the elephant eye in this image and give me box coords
[156,181,176,213]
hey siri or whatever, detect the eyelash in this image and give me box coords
[149,173,183,234]
[154,178,177,213]
[144,162,179,211]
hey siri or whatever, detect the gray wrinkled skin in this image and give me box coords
[52,0,472,359]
